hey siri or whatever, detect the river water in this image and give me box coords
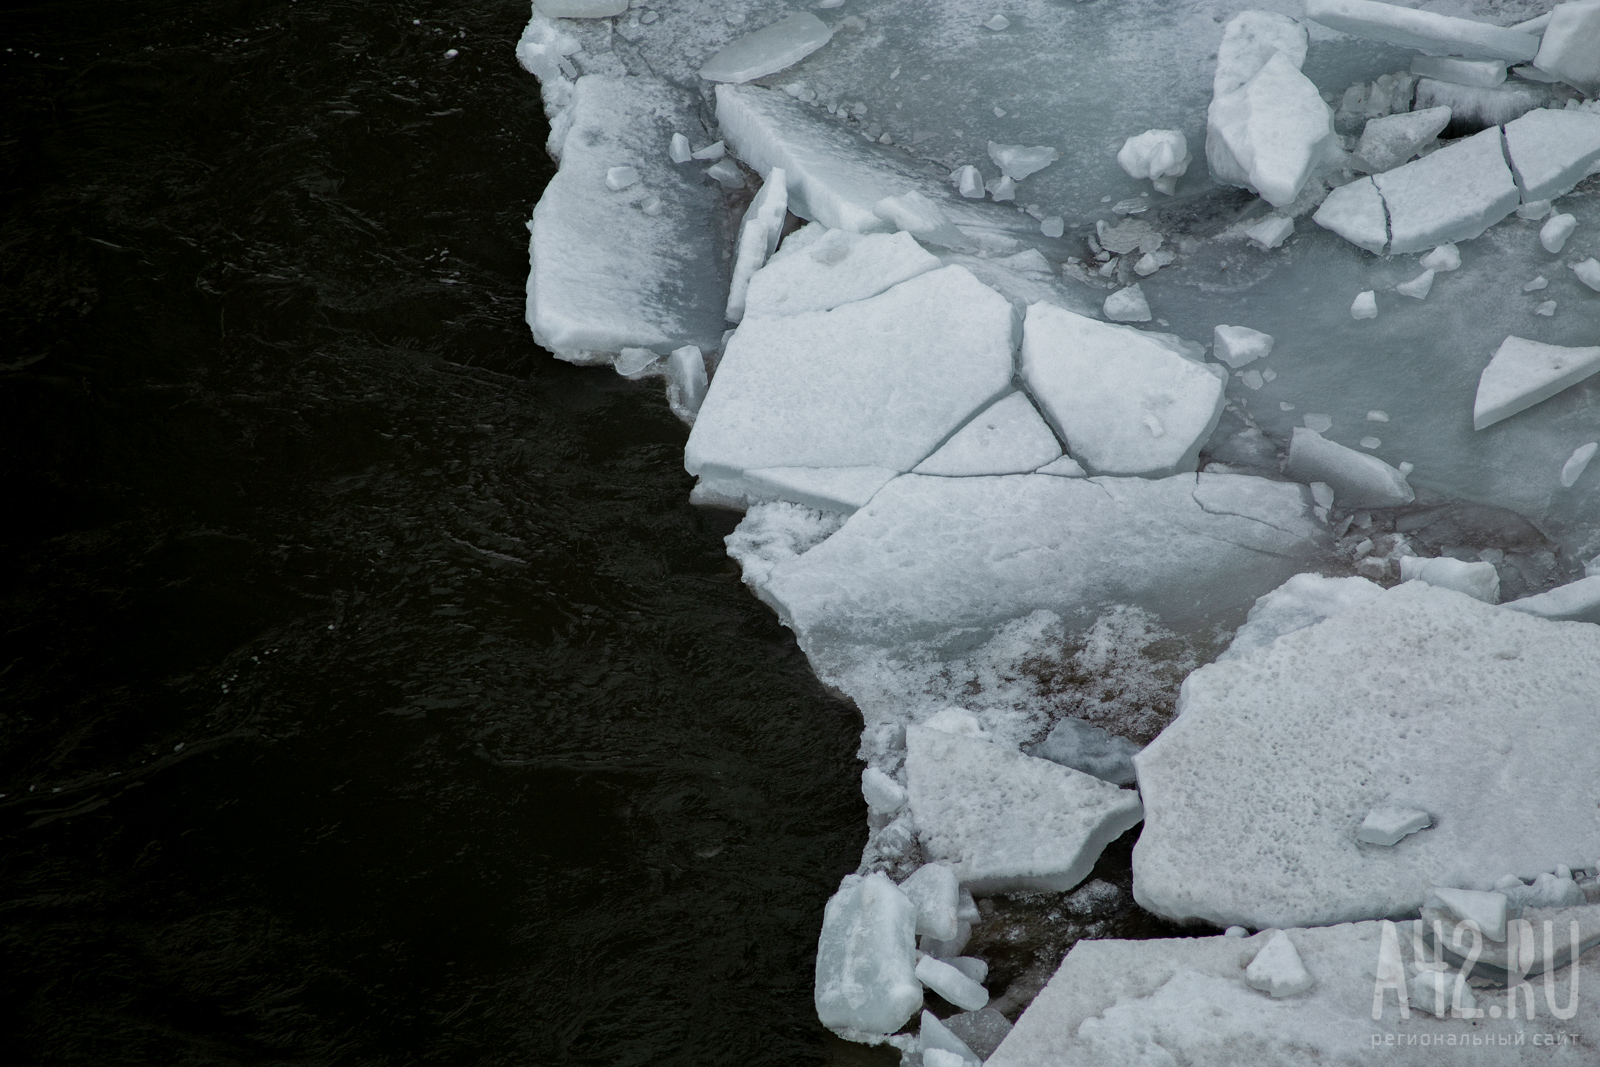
[0,3,873,1063]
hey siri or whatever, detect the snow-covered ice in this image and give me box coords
[1132,582,1600,930]
[1284,427,1414,507]
[1503,109,1600,204]
[743,228,940,319]
[905,725,1142,894]
[1399,554,1500,603]
[862,766,906,816]
[697,13,834,84]
[1218,572,1384,662]
[1243,930,1314,998]
[1020,303,1225,477]
[1473,336,1600,431]
[1313,178,1388,254]
[1374,127,1521,255]
[911,392,1062,477]
[1505,574,1600,624]
[814,871,921,1037]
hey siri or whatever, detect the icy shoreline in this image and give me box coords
[514,1,1600,1062]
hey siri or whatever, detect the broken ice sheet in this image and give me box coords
[698,13,834,84]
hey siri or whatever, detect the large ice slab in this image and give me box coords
[525,75,729,363]
[989,921,1600,1067]
[1374,126,1521,254]
[1473,336,1600,431]
[1535,0,1600,92]
[1020,303,1226,478]
[1304,0,1541,62]
[1132,582,1600,930]
[905,725,1142,894]
[1206,51,1338,208]
[1502,108,1600,204]
[754,472,1329,650]
[685,266,1015,481]
[912,392,1062,477]
[815,871,922,1038]
[745,228,940,318]
[698,13,833,84]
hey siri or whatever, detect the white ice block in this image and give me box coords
[742,466,900,513]
[1219,572,1385,662]
[1131,582,1600,931]
[815,872,922,1036]
[1101,285,1151,322]
[951,165,984,199]
[899,862,960,941]
[698,13,834,84]
[1427,886,1508,941]
[1206,52,1338,208]
[1419,243,1460,271]
[1541,213,1578,254]
[1373,126,1521,254]
[987,142,1060,181]
[861,766,907,815]
[905,725,1142,894]
[745,228,941,318]
[1242,214,1294,249]
[1410,55,1505,87]
[1020,302,1226,477]
[724,167,788,322]
[1502,108,1600,204]
[1473,336,1600,430]
[1355,106,1450,172]
[1284,428,1413,508]
[1115,130,1191,195]
[1312,177,1388,253]
[686,266,1015,478]
[915,954,989,1012]
[1212,10,1307,97]
[526,76,729,363]
[1534,0,1600,92]
[1357,804,1432,846]
[1212,324,1274,368]
[1028,717,1141,786]
[1303,0,1540,62]
[1244,931,1315,998]
[1504,574,1600,624]
[912,392,1063,477]
[873,191,968,250]
[1399,555,1500,604]
[666,344,708,423]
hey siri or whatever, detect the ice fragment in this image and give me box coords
[899,862,960,941]
[1243,214,1294,249]
[1534,0,1600,93]
[1561,442,1598,487]
[1396,269,1434,299]
[987,142,1059,181]
[1285,428,1413,507]
[1303,0,1539,62]
[604,165,639,190]
[950,164,984,199]
[1399,556,1499,604]
[1409,55,1505,87]
[1115,130,1191,195]
[1419,243,1460,272]
[1358,805,1432,846]
[1356,107,1450,172]
[1578,258,1600,291]
[1350,290,1377,319]
[698,13,834,84]
[1102,285,1150,322]
[1244,931,1314,998]
[1472,336,1600,430]
[668,133,692,163]
[1213,325,1273,368]
[814,872,921,1035]
[724,168,788,322]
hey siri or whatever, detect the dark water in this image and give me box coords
[0,3,870,1063]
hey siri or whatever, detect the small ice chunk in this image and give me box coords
[1350,291,1377,319]
[666,344,708,422]
[942,957,988,985]
[987,142,1059,181]
[1524,275,1548,291]
[1410,55,1506,87]
[1303,414,1334,434]
[1133,251,1174,276]
[1472,336,1600,430]
[1102,285,1151,322]
[941,1007,1010,1061]
[1285,428,1413,508]
[1213,10,1308,97]
[1502,109,1600,202]
[668,133,692,163]
[1244,931,1314,998]
[705,159,745,189]
[914,955,988,1012]
[899,863,960,941]
[1115,130,1191,195]
[1399,556,1500,604]
[1240,369,1265,390]
[1517,199,1553,220]
[1356,106,1450,172]
[862,766,907,815]
[913,392,1062,476]
[1022,302,1226,477]
[815,872,922,1035]
[873,191,967,250]
[1419,244,1460,272]
[1534,0,1600,94]
[982,14,1009,31]
[1034,454,1086,477]
[1213,325,1274,369]
[1506,574,1600,624]
[1224,926,1249,938]
[615,346,661,378]
[984,175,1015,201]
[1541,213,1577,254]
[1561,442,1599,487]
[698,13,835,84]
[1243,214,1294,250]
[1029,717,1141,786]
[724,167,789,322]
[1409,970,1476,1018]
[1426,886,1508,942]
[1302,0,1540,62]
[1396,269,1435,300]
[1535,299,1557,316]
[604,165,639,190]
[951,164,984,199]
[919,1011,981,1067]
[745,229,940,318]
[691,140,726,161]
[1312,178,1388,254]
[1360,436,1381,449]
[1578,258,1600,291]
[1502,872,1587,910]
[1373,126,1520,254]
[1207,52,1338,208]
[1358,805,1433,846]
[1308,481,1334,509]
[1367,410,1388,422]
[639,195,662,216]
[534,0,626,14]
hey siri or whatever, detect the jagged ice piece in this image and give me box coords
[1358,804,1432,846]
[1207,52,1338,208]
[698,13,834,84]
[815,872,921,1036]
[1028,717,1141,787]
[1473,336,1600,430]
[1213,324,1274,368]
[915,954,989,1012]
[1313,177,1388,253]
[1245,930,1315,998]
[1534,0,1600,92]
[1502,108,1600,203]
[899,862,960,941]
[1213,10,1308,97]
[1399,555,1500,603]
[1219,572,1385,661]
[1356,106,1450,172]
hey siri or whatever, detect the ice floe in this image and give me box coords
[1473,336,1600,431]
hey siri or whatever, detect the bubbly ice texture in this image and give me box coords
[744,227,941,318]
[524,76,729,363]
[698,13,834,85]
[1303,0,1540,62]
[1020,303,1226,478]
[814,872,922,1037]
[911,392,1062,477]
[905,726,1143,894]
[1132,582,1600,930]
[988,921,1600,1067]
[685,266,1015,483]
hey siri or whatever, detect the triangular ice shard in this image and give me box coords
[1474,336,1600,430]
